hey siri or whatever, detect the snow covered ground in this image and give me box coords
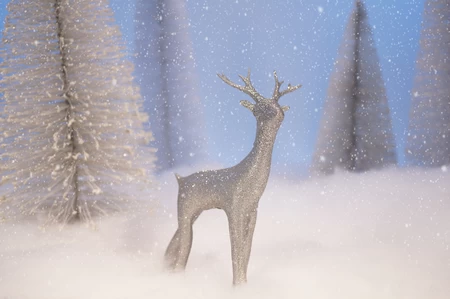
[1,167,449,299]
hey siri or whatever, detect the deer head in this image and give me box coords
[218,70,301,125]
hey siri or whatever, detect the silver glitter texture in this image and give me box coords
[164,70,301,285]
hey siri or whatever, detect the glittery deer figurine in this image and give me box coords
[165,70,301,285]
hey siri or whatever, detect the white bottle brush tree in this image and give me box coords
[406,0,450,167]
[311,0,397,175]
[0,0,155,224]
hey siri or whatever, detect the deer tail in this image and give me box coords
[174,173,183,184]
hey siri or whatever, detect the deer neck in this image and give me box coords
[237,119,281,187]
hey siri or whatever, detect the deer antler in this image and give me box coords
[217,69,265,103]
[272,71,302,101]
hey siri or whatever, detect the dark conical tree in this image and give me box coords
[0,0,155,224]
[134,0,206,172]
[311,0,397,175]
[406,0,450,167]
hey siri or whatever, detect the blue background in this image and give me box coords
[1,0,426,175]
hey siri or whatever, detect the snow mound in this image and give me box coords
[1,167,449,299]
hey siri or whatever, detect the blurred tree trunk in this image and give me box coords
[134,0,206,172]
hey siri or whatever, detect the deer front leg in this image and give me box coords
[228,212,247,285]
[242,210,257,281]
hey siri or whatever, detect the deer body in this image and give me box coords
[165,71,301,285]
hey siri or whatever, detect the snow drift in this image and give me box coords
[0,167,449,299]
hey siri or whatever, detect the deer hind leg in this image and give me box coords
[165,208,199,271]
[164,228,181,269]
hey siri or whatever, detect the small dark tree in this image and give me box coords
[406,0,450,167]
[311,0,396,175]
[134,0,206,171]
[0,0,155,224]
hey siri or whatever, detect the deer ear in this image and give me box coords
[282,105,290,112]
[240,100,254,112]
